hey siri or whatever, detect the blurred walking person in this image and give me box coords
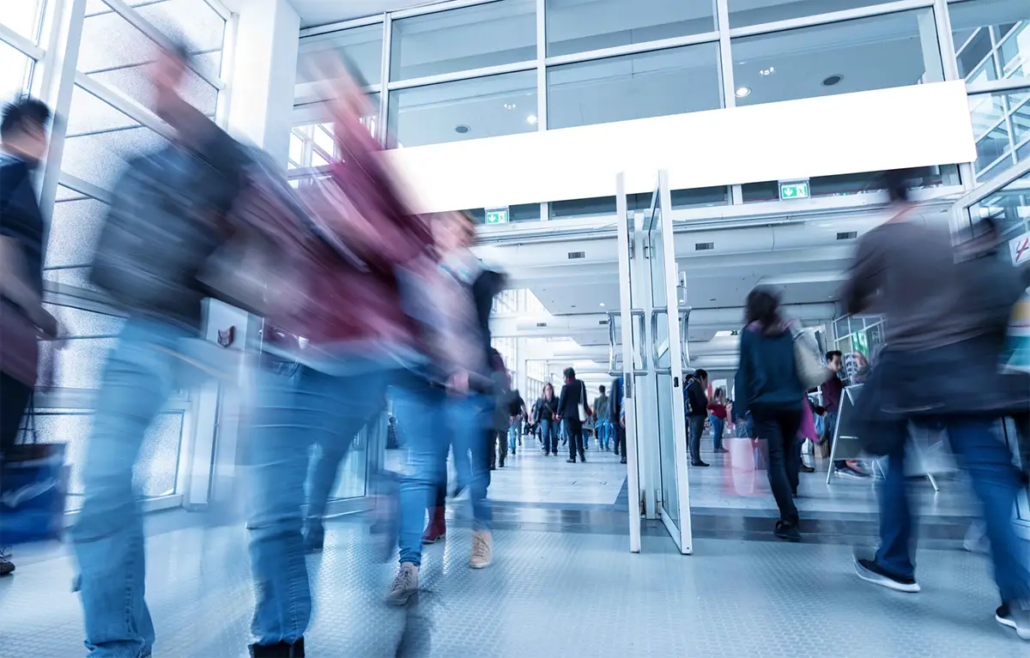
[734,289,806,541]
[0,96,59,577]
[593,385,610,450]
[507,389,527,457]
[533,382,560,456]
[609,375,627,464]
[846,170,1030,641]
[708,388,729,454]
[686,369,710,467]
[557,367,590,463]
[71,42,257,658]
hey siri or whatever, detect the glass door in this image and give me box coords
[952,158,1030,535]
[643,171,693,554]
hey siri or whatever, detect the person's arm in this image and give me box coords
[734,332,753,420]
[557,384,568,420]
[0,237,57,337]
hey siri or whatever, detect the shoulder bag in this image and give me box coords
[791,324,833,389]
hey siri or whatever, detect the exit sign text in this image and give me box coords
[486,208,509,224]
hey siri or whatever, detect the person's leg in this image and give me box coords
[498,428,508,467]
[0,371,33,576]
[570,418,585,461]
[389,377,445,605]
[946,416,1030,609]
[712,417,725,452]
[540,418,550,454]
[71,320,182,658]
[451,395,493,567]
[617,424,627,463]
[860,420,919,591]
[752,410,799,537]
[689,417,706,465]
[780,413,802,498]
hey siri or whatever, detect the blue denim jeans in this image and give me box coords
[246,358,388,646]
[540,418,557,454]
[508,418,520,453]
[711,416,725,451]
[876,415,1030,603]
[596,419,610,449]
[71,318,208,658]
[448,395,491,530]
[688,416,706,463]
[394,377,447,567]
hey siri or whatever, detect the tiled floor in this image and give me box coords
[1,514,1026,657]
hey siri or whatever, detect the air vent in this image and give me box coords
[598,319,609,325]
[535,322,548,328]
[567,251,586,260]
[695,242,715,251]
[836,231,858,240]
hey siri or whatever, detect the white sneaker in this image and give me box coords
[470,531,492,569]
[385,562,419,606]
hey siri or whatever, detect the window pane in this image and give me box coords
[64,86,172,191]
[390,0,536,81]
[47,192,108,269]
[949,0,1030,81]
[83,0,225,81]
[545,0,714,57]
[547,44,721,130]
[728,0,902,28]
[297,24,383,94]
[731,9,943,107]
[0,0,43,42]
[0,40,33,101]
[550,196,617,219]
[672,186,729,209]
[388,71,537,148]
[969,89,1030,181]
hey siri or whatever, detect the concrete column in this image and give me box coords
[226,0,299,166]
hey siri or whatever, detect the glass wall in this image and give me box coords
[294,0,1010,218]
[0,0,230,509]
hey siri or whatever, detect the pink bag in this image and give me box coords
[799,398,817,442]
[723,438,768,496]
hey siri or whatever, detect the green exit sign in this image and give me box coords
[485,207,509,224]
[779,181,810,200]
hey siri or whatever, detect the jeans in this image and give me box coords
[71,318,203,658]
[540,417,557,454]
[492,429,507,466]
[0,371,32,454]
[508,418,520,453]
[613,422,626,458]
[566,417,584,460]
[596,419,610,450]
[394,377,446,568]
[448,395,491,530]
[751,407,802,525]
[824,410,845,469]
[875,415,1030,603]
[710,416,725,451]
[246,357,388,645]
[688,416,706,463]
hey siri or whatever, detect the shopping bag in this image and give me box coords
[0,410,68,546]
[1000,289,1030,374]
[724,438,768,496]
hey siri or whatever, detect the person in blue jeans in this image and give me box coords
[533,383,560,456]
[506,389,527,457]
[845,171,1030,640]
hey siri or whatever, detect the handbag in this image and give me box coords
[0,402,69,545]
[791,324,833,389]
[577,380,589,422]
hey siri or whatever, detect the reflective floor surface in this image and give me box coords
[1,513,1025,657]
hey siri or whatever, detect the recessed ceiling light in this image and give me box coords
[599,303,606,307]
[822,74,843,87]
[504,103,516,110]
[759,67,775,76]
[735,86,751,98]
[454,125,470,134]
[527,114,538,125]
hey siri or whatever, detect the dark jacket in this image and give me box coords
[735,320,805,415]
[557,378,588,420]
[609,376,624,424]
[533,395,559,422]
[0,155,44,299]
[472,268,505,363]
[685,379,708,418]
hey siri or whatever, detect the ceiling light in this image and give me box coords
[599,303,606,307]
[527,114,538,125]
[504,103,516,110]
[454,125,470,134]
[822,74,843,87]
[735,86,751,98]
[759,67,775,77]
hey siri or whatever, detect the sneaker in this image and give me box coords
[386,563,419,606]
[854,557,920,593]
[566,458,576,463]
[774,520,801,542]
[249,638,305,657]
[303,524,324,553]
[579,453,586,463]
[995,602,1030,640]
[799,463,816,473]
[0,547,14,577]
[835,466,866,480]
[470,531,493,569]
[691,460,710,467]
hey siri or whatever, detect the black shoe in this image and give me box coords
[996,602,1030,640]
[303,524,324,553]
[489,464,495,471]
[774,521,801,543]
[1,548,15,576]
[620,457,627,464]
[579,453,586,463]
[566,458,576,463]
[714,447,729,454]
[854,557,920,593]
[800,464,816,473]
[691,460,710,467]
[250,638,304,657]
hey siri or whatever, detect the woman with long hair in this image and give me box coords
[734,288,805,542]
[533,382,560,456]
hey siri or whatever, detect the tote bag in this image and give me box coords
[791,324,834,389]
[577,381,589,422]
[0,405,69,546]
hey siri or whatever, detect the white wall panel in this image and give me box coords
[383,81,975,213]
